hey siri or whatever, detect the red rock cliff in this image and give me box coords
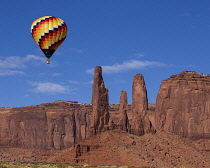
[155,71,210,138]
[0,101,92,150]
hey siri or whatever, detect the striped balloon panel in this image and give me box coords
[31,16,67,50]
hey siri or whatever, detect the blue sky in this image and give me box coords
[0,0,210,107]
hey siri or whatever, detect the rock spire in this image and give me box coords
[119,90,130,132]
[131,74,155,136]
[90,66,109,135]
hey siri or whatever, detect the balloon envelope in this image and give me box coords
[31,16,67,59]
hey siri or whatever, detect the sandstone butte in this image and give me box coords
[1,69,210,167]
[155,71,210,139]
[0,101,92,150]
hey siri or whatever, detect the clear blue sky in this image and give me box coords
[0,0,210,107]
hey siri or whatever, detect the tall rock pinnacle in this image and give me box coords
[119,90,130,132]
[131,74,155,136]
[90,66,109,135]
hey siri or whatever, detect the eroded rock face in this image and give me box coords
[155,71,210,138]
[90,66,109,135]
[119,90,130,132]
[131,74,155,136]
[0,101,92,150]
[0,101,152,151]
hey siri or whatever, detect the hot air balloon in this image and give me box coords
[31,16,67,64]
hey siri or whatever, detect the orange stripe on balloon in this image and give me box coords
[38,23,67,49]
[50,37,66,50]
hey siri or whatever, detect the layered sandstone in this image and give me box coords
[155,71,210,138]
[0,101,92,150]
[0,101,148,151]
[90,66,109,135]
[131,74,155,136]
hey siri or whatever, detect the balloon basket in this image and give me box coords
[46,59,50,64]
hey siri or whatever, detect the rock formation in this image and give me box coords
[0,101,141,151]
[4,67,210,155]
[90,66,109,135]
[49,130,210,167]
[155,71,210,138]
[131,74,155,136]
[118,90,130,132]
[0,101,91,150]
